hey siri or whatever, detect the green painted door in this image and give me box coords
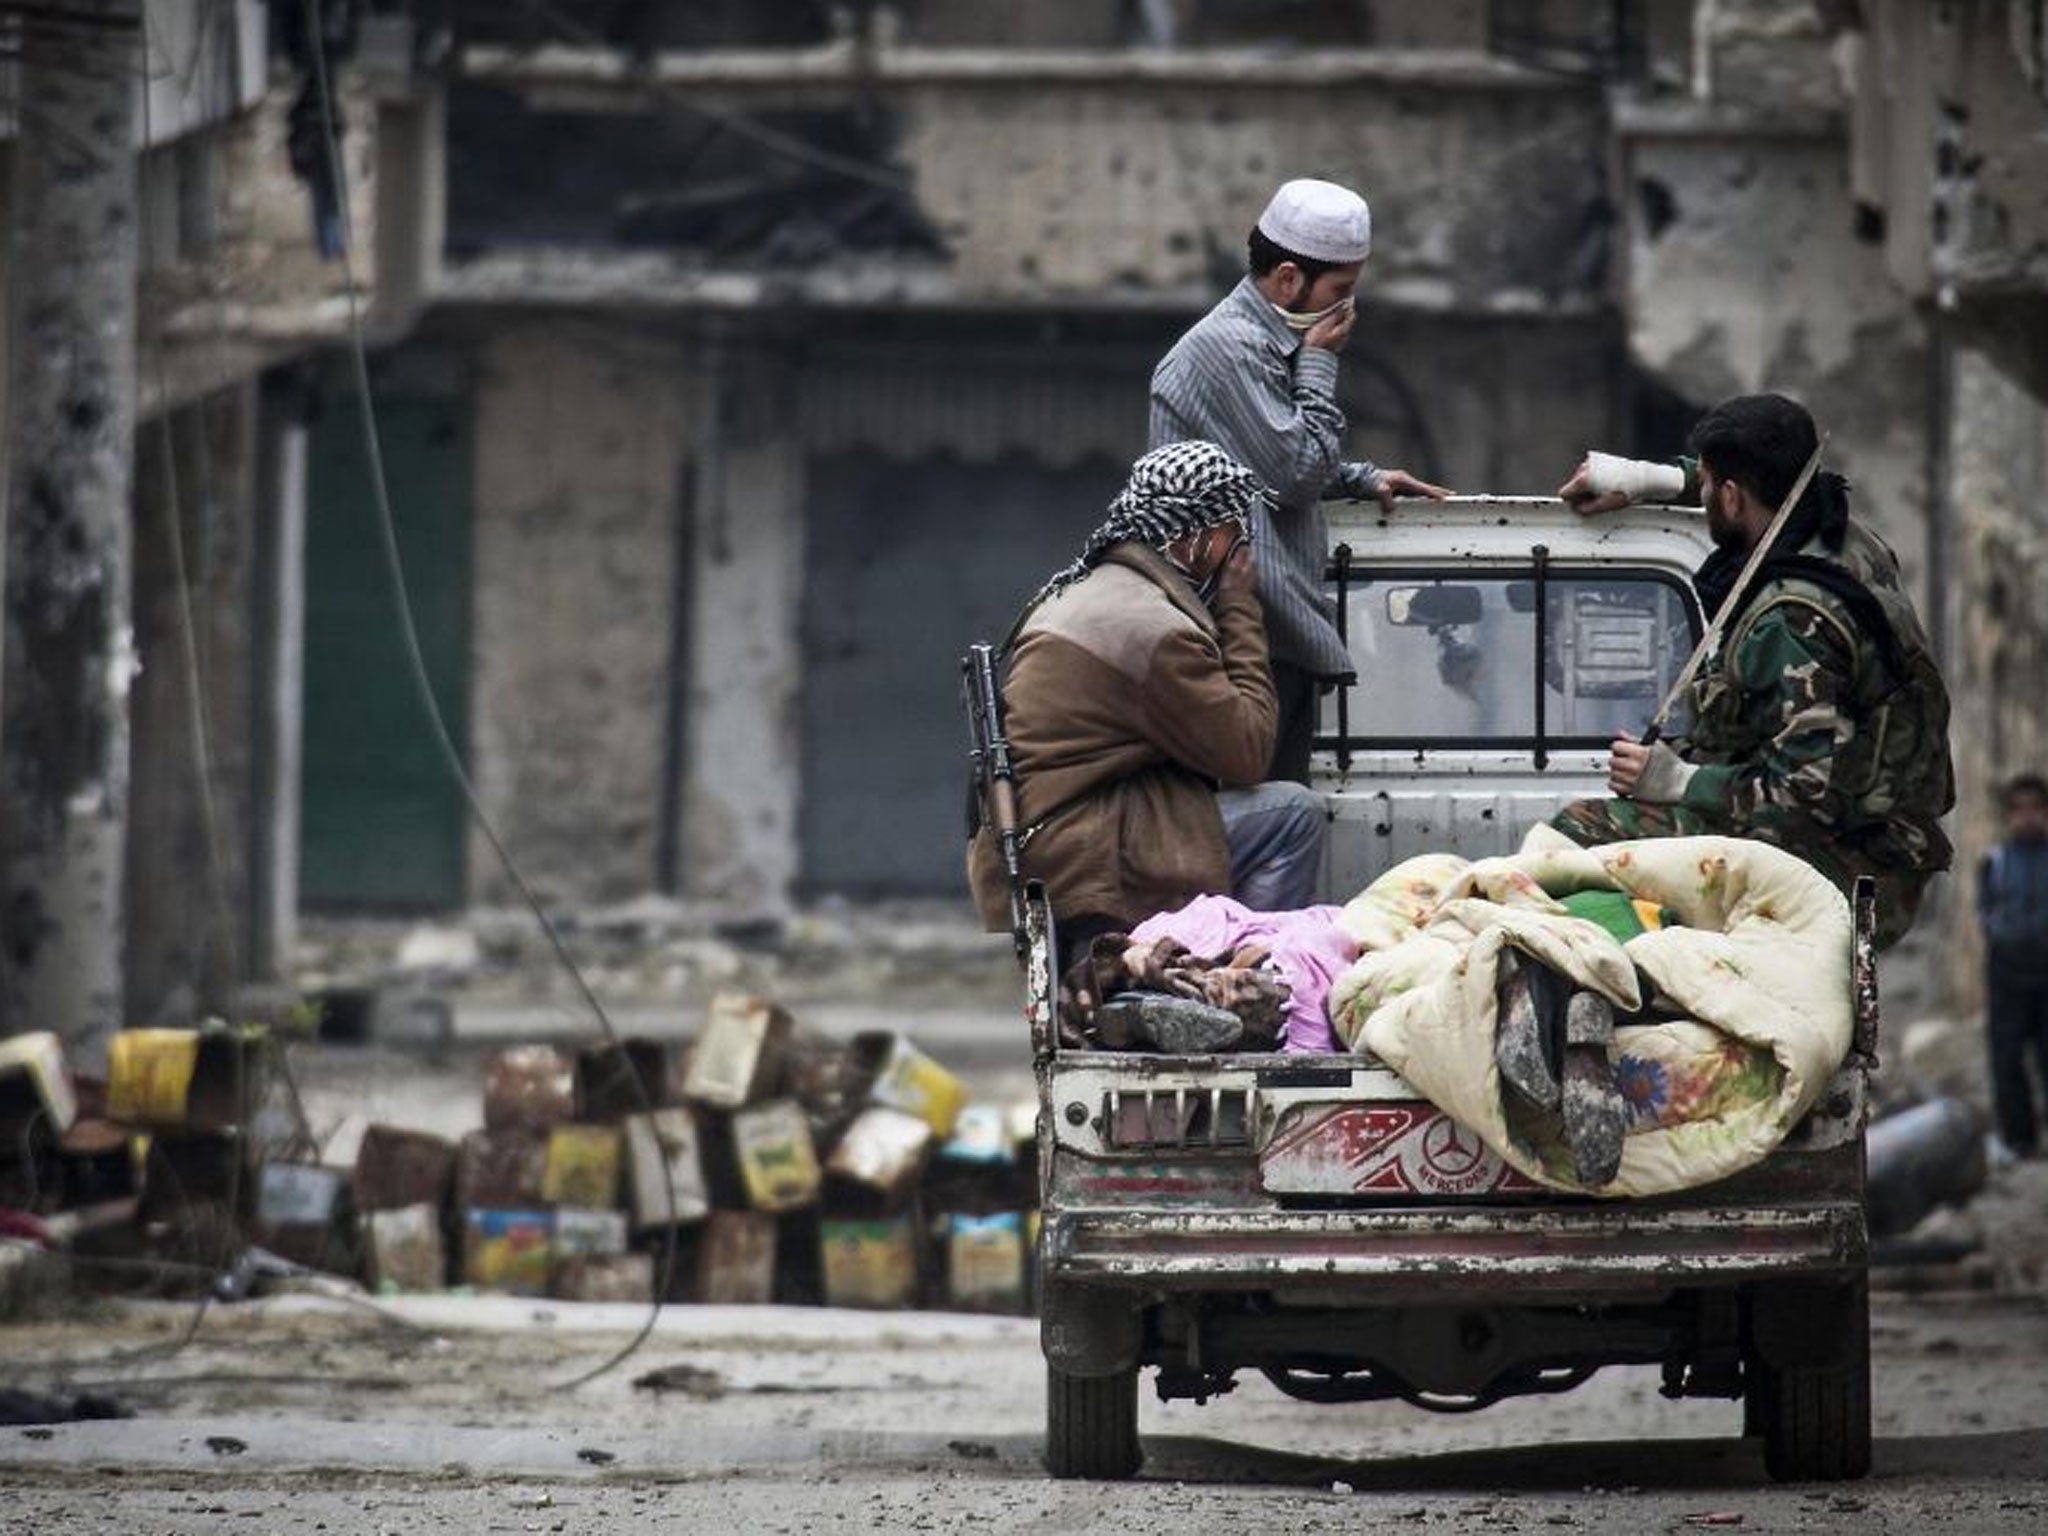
[300,378,472,909]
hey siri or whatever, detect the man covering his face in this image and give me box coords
[1149,179,1452,786]
[967,442,1326,963]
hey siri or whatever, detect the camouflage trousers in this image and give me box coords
[1547,797,1926,950]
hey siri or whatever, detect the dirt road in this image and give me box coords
[4,1283,2045,1534]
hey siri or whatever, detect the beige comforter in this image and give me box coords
[1327,826,1853,1197]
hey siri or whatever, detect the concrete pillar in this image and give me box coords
[249,374,310,981]
[677,347,804,918]
[0,6,142,1062]
[125,397,227,1023]
[123,382,260,1022]
[369,82,446,345]
[1941,345,2048,1012]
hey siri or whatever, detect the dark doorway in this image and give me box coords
[299,361,473,909]
[800,451,1121,899]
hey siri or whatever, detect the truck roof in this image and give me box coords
[1326,497,1714,573]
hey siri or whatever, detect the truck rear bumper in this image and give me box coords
[1047,1202,1867,1295]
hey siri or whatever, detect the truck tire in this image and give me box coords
[1747,1278,1871,1482]
[1044,1364,1141,1480]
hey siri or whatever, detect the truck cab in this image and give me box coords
[1028,498,1876,1484]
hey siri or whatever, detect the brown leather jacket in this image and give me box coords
[967,543,1277,931]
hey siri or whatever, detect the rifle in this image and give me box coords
[962,642,1028,954]
[1641,436,1826,747]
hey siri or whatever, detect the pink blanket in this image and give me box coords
[1131,895,1359,1054]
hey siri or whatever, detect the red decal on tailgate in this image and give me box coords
[1261,1104,1542,1196]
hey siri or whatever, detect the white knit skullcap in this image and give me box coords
[1256,178,1372,264]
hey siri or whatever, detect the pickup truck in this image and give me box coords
[1016,498,1877,1484]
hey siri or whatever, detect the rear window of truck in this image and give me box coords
[1318,565,1700,748]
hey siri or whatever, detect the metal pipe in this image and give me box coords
[1866,1097,1985,1240]
[1334,542,1353,775]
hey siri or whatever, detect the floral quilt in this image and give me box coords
[1326,826,1851,1197]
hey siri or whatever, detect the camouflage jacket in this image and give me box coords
[1672,520,1955,875]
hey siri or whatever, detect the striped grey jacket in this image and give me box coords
[1148,276,1380,677]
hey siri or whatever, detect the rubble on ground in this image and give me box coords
[1884,1013,1988,1109]
[1862,1015,2048,1296]
[0,995,1039,1316]
[293,900,1020,1023]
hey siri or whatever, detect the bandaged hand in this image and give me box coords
[1561,451,1686,512]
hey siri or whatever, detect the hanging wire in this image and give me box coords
[298,0,680,1389]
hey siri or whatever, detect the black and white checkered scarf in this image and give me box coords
[1025,440,1270,615]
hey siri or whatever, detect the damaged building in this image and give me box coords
[4,0,2047,1038]
[0,0,444,1047]
[425,7,1624,925]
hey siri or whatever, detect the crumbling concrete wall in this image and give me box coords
[681,356,805,919]
[1615,5,1955,1007]
[1616,120,1932,601]
[898,73,1608,312]
[1928,0,2048,310]
[447,298,1617,911]
[146,69,450,414]
[1943,347,2048,1008]
[465,321,697,907]
[431,37,1627,913]
[463,319,809,918]
[1825,0,2048,1008]
[1692,0,1845,111]
[1353,310,1623,492]
[890,0,1492,49]
[146,78,380,400]
[1843,1,2048,357]
[456,52,1612,317]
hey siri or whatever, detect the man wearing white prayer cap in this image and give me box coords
[1150,177,1450,785]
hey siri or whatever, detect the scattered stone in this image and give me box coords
[576,1447,616,1466]
[371,991,454,1052]
[394,925,481,977]
[631,1363,727,1399]
[205,1436,248,1456]
[946,1440,997,1461]
[0,1392,130,1425]
[1895,1014,1979,1101]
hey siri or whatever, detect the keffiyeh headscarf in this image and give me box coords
[1025,441,1271,615]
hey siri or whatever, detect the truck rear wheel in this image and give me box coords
[1747,1277,1871,1482]
[1044,1365,1141,1480]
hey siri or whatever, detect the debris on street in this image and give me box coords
[1866,1096,1988,1239]
[0,999,1037,1317]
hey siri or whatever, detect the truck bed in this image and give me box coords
[1042,1047,1867,1300]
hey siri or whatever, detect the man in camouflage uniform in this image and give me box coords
[1550,393,1954,949]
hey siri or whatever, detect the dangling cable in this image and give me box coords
[298,0,676,1388]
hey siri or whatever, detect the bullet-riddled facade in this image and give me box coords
[346,26,1626,921]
